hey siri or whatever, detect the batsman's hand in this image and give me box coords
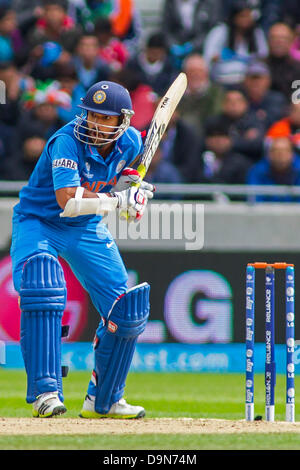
[112,167,154,193]
[114,184,154,222]
[112,168,141,191]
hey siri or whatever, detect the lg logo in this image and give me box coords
[129,269,233,344]
[291,80,300,104]
[164,270,233,343]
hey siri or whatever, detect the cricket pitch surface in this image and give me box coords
[1,418,300,435]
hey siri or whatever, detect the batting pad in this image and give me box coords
[94,282,150,414]
[20,253,67,403]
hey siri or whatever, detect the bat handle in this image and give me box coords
[119,164,146,221]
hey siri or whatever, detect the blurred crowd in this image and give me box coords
[0,0,300,201]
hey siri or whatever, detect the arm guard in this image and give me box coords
[59,187,118,218]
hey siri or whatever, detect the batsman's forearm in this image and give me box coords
[59,187,118,218]
[56,186,100,210]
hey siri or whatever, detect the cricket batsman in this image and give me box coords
[10,81,154,418]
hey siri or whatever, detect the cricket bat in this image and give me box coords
[121,72,188,219]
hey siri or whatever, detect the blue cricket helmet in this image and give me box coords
[78,81,133,115]
[74,80,134,146]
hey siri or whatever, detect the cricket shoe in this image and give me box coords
[79,394,145,419]
[32,391,67,418]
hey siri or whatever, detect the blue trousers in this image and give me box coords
[10,213,128,319]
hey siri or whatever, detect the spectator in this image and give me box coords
[217,88,266,160]
[223,0,284,34]
[0,60,34,127]
[125,31,177,96]
[247,137,300,202]
[178,53,224,139]
[144,147,183,189]
[4,124,46,180]
[0,122,12,178]
[109,0,142,55]
[54,62,86,123]
[27,0,82,53]
[281,0,300,29]
[162,0,224,68]
[70,0,112,33]
[73,33,110,90]
[119,8,142,57]
[19,80,67,140]
[95,17,129,72]
[110,68,156,131]
[203,0,268,86]
[266,102,300,154]
[0,6,24,63]
[71,0,142,55]
[153,110,202,183]
[109,0,135,39]
[243,60,288,129]
[222,0,283,35]
[258,0,282,35]
[266,22,300,100]
[290,25,300,62]
[12,2,45,34]
[198,114,252,184]
[25,41,72,81]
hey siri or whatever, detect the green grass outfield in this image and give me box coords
[1,369,300,450]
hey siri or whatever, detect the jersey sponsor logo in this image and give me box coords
[93,90,106,104]
[52,158,78,170]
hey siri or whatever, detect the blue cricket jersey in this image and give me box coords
[14,119,143,225]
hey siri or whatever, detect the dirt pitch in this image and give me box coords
[1,418,300,435]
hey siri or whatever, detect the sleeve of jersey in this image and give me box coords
[50,135,81,191]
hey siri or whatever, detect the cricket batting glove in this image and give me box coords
[111,168,155,221]
[112,168,155,193]
[114,185,154,222]
[112,168,141,191]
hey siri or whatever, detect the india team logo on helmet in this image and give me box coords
[74,81,134,147]
[93,90,106,105]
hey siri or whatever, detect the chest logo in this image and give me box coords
[83,161,94,179]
